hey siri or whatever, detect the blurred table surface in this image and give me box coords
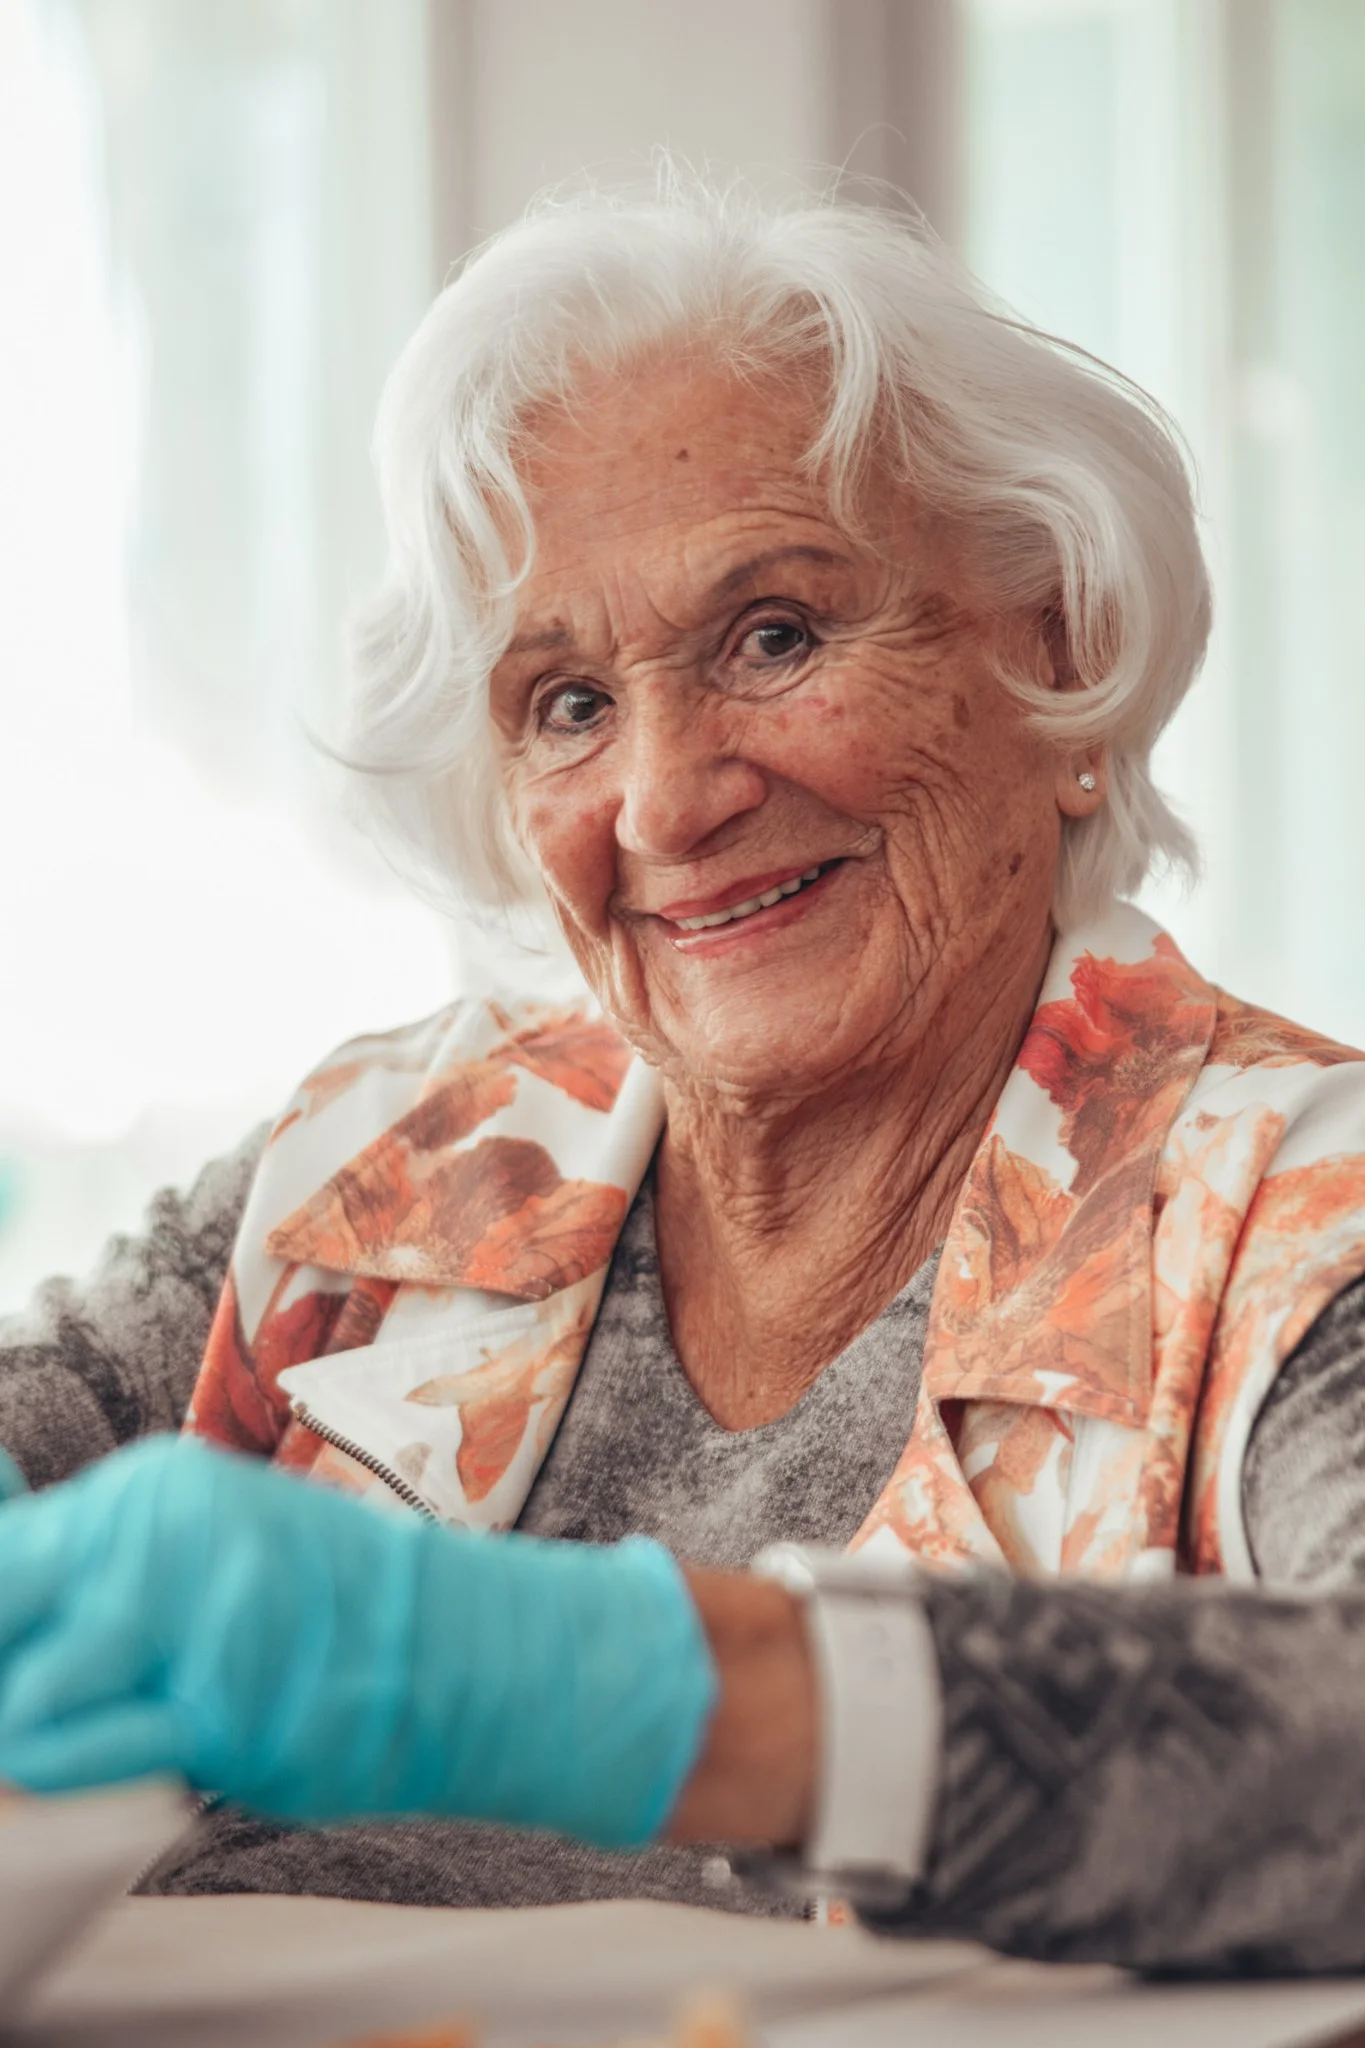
[12,1893,1365,2048]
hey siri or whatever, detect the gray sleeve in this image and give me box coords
[0,1125,267,1488]
[1243,1270,1365,1588]
[864,1278,1365,1973]
[873,1570,1365,1974]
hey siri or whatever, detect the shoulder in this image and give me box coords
[268,996,496,1147]
[1186,988,1365,1331]
[266,993,632,1159]
[212,992,642,1336]
[1181,985,1365,1150]
[1183,989,1365,1575]
[236,993,639,1248]
[1207,987,1365,1077]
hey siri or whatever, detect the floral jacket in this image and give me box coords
[185,904,1365,1583]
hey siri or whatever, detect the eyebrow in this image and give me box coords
[499,545,857,661]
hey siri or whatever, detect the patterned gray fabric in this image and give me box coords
[4,1133,1365,1970]
[880,1568,1365,1974]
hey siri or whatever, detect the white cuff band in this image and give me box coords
[749,1543,942,1897]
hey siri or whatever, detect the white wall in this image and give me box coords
[428,0,963,257]
[473,0,826,232]
[0,1,449,1310]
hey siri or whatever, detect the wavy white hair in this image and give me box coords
[342,171,1209,931]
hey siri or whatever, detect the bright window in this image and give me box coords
[0,1,453,1308]
[964,0,1365,1043]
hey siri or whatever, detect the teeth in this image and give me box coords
[674,864,828,932]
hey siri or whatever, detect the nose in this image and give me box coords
[614,690,766,860]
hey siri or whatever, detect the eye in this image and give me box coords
[735,618,812,665]
[538,681,611,735]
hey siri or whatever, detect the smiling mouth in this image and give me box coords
[668,861,841,932]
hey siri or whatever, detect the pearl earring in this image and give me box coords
[1078,770,1098,793]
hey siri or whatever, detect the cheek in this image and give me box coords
[756,682,934,818]
[514,776,619,930]
[768,671,1052,886]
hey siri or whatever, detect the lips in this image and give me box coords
[668,865,826,931]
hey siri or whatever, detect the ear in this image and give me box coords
[1033,603,1106,820]
[1054,751,1106,819]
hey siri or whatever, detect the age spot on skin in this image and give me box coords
[675,446,690,460]
[952,693,972,730]
[1008,852,1024,877]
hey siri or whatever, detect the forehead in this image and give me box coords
[510,354,844,580]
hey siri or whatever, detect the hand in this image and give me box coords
[0,1437,716,1846]
[669,1568,816,1850]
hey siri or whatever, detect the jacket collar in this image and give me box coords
[268,907,1215,1424]
[923,909,1215,1426]
[266,1011,664,1300]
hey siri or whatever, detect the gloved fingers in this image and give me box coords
[0,1491,89,1659]
[0,1698,192,1796]
[0,1441,195,1672]
[0,1602,155,1741]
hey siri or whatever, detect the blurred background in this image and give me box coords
[1,0,1363,1308]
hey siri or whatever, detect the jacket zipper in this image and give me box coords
[127,1791,223,1896]
[289,1400,437,1521]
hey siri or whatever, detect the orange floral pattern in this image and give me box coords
[487,1006,635,1111]
[185,999,656,1522]
[851,913,1365,1579]
[184,908,1365,1579]
[1209,989,1365,1073]
[1018,935,1214,1193]
[186,1273,345,1456]
[407,1305,595,1503]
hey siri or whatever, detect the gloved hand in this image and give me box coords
[0,1437,716,1847]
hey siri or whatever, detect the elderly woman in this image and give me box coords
[2,181,1365,1975]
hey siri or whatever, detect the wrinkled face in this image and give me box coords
[490,356,1082,1095]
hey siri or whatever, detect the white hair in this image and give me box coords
[343,170,1209,931]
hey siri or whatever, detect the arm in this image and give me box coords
[667,1569,816,1849]
[1243,1269,1365,1588]
[880,1570,1365,1973]
[673,1274,1365,1972]
[0,1128,265,1487]
[670,1560,1365,1974]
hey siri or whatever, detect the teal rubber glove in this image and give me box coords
[0,1447,28,1503]
[0,1437,716,1846]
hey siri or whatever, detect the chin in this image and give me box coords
[633,942,902,1092]
[669,1012,858,1094]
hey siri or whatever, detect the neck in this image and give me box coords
[653,927,1052,1428]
